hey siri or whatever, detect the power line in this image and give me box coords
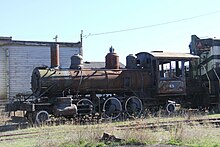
[84,10,220,38]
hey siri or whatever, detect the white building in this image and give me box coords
[0,37,82,108]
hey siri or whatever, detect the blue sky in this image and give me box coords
[1,0,220,64]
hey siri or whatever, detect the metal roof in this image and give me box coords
[0,36,82,47]
[150,51,199,60]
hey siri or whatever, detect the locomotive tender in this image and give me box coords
[6,44,199,123]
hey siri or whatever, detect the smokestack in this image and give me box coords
[50,44,60,68]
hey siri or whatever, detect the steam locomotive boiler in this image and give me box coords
[6,45,199,123]
[31,63,152,119]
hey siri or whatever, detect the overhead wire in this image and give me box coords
[83,10,220,38]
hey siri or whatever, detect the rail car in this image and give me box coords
[187,35,220,111]
[6,45,200,123]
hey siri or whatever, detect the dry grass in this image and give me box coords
[0,110,9,125]
[1,112,220,146]
[1,120,220,147]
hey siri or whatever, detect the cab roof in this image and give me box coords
[136,51,199,60]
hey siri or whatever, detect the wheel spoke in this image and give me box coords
[77,98,94,115]
[103,97,122,119]
[125,96,143,117]
[166,103,176,113]
[77,98,93,106]
[35,110,49,124]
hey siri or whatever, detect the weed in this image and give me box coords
[2,114,220,147]
[124,138,146,145]
[60,142,76,147]
[168,122,184,144]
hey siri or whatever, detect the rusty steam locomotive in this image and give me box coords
[6,35,220,123]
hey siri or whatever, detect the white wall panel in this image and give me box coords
[201,46,220,75]
[7,45,80,99]
[8,46,50,97]
[0,48,7,99]
[212,46,220,56]
[59,46,80,68]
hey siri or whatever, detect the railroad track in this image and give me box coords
[1,117,220,141]
[0,117,97,132]
[0,129,75,142]
[0,131,39,141]
[115,118,220,130]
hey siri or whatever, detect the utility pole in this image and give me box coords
[53,35,58,42]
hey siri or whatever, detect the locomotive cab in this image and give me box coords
[151,51,199,98]
[156,57,187,96]
[135,51,199,110]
